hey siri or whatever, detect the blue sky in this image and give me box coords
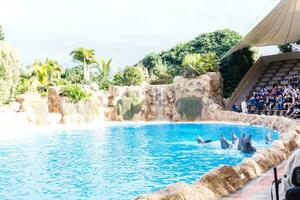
[1,0,280,71]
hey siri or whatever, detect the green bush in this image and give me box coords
[175,97,203,120]
[51,78,69,86]
[117,91,143,120]
[122,66,145,86]
[60,85,91,103]
[112,72,125,86]
[182,53,219,78]
[112,66,145,86]
[0,25,4,41]
[63,66,84,84]
[149,61,173,85]
[37,86,48,97]
[14,77,32,96]
[0,41,21,104]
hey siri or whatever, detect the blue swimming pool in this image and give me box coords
[0,123,278,200]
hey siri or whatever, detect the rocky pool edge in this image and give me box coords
[136,110,300,200]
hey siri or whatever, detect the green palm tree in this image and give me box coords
[95,58,112,89]
[33,60,48,85]
[98,58,112,80]
[32,59,63,86]
[70,47,96,83]
[45,59,63,84]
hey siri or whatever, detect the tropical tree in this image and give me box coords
[278,40,300,53]
[142,53,162,71]
[0,25,4,41]
[70,47,96,83]
[112,66,145,86]
[95,58,112,90]
[182,53,219,77]
[0,41,20,104]
[32,59,63,86]
[63,65,84,84]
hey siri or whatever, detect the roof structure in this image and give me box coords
[224,0,300,57]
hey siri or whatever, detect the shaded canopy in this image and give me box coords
[224,0,300,58]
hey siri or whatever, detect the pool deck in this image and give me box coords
[222,161,286,200]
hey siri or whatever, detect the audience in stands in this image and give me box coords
[233,78,300,119]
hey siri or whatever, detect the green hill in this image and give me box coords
[139,29,255,98]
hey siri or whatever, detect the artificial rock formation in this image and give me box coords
[107,72,223,121]
[48,86,61,113]
[59,96,101,124]
[45,72,223,123]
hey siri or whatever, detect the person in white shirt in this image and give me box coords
[241,100,248,113]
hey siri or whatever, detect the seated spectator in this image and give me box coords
[272,84,278,95]
[269,95,276,110]
[249,96,257,107]
[276,95,285,110]
[258,96,265,110]
[238,76,300,119]
[291,102,300,119]
[292,75,299,89]
[231,104,238,112]
[284,94,293,109]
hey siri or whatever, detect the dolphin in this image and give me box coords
[241,135,256,154]
[220,134,232,149]
[238,134,246,151]
[197,135,212,144]
[231,133,239,144]
[265,132,273,144]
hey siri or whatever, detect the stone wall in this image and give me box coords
[137,110,300,200]
[19,72,223,124]
[59,96,101,124]
[106,72,224,122]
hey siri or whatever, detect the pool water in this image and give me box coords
[0,123,278,200]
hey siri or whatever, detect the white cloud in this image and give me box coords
[1,0,280,69]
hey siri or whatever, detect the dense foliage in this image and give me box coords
[14,76,32,96]
[63,66,84,84]
[278,40,300,53]
[182,53,219,78]
[60,85,91,103]
[149,61,173,85]
[0,25,4,41]
[0,41,21,104]
[220,48,254,97]
[113,66,145,86]
[139,29,255,97]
